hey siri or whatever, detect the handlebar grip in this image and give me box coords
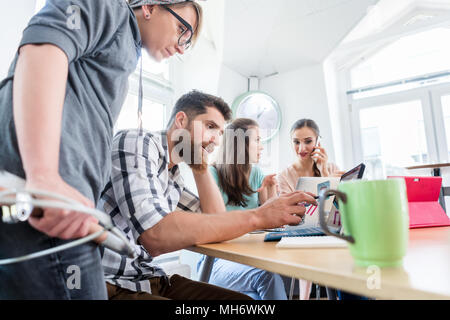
[89,223,136,258]
[101,233,135,258]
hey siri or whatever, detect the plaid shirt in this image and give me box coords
[100,129,201,293]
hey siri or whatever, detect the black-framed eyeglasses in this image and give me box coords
[163,6,194,49]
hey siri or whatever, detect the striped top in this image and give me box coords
[100,129,200,293]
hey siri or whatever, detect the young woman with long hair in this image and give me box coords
[197,118,287,300]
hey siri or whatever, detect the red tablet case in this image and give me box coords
[388,176,450,229]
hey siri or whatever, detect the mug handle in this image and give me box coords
[318,189,355,244]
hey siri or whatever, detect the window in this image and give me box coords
[361,127,381,159]
[141,50,170,81]
[346,25,450,171]
[359,100,428,173]
[115,50,173,133]
[350,28,450,91]
[441,95,450,159]
[114,95,166,133]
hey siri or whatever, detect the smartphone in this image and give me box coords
[312,136,321,162]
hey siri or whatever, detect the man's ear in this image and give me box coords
[141,5,156,20]
[174,111,189,129]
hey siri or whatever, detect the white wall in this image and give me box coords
[170,4,248,276]
[171,38,222,102]
[323,58,355,170]
[217,64,247,107]
[171,37,223,200]
[162,34,227,279]
[170,0,226,102]
[259,63,338,174]
[0,0,37,78]
[171,39,247,197]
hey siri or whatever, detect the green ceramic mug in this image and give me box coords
[318,179,409,267]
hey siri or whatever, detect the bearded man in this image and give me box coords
[100,90,316,300]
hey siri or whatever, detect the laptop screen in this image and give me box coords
[333,163,365,209]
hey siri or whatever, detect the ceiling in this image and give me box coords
[332,0,450,69]
[221,0,379,78]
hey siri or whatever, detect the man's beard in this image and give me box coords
[189,141,209,173]
[173,137,213,173]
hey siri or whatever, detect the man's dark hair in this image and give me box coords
[167,90,233,128]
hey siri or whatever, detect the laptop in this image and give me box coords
[264,163,366,241]
[388,176,450,229]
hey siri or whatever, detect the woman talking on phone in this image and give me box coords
[277,119,342,299]
[278,119,342,193]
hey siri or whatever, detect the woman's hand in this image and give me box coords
[257,174,279,205]
[26,174,105,241]
[311,143,330,176]
[256,174,278,193]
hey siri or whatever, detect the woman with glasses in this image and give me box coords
[197,118,288,300]
[0,0,201,299]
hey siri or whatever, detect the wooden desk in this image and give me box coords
[188,227,450,300]
[406,163,450,170]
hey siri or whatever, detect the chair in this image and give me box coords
[288,277,337,300]
[152,250,191,279]
[435,168,450,214]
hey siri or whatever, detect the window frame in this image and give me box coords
[343,25,450,169]
[348,86,440,167]
[116,70,174,133]
[430,82,450,163]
